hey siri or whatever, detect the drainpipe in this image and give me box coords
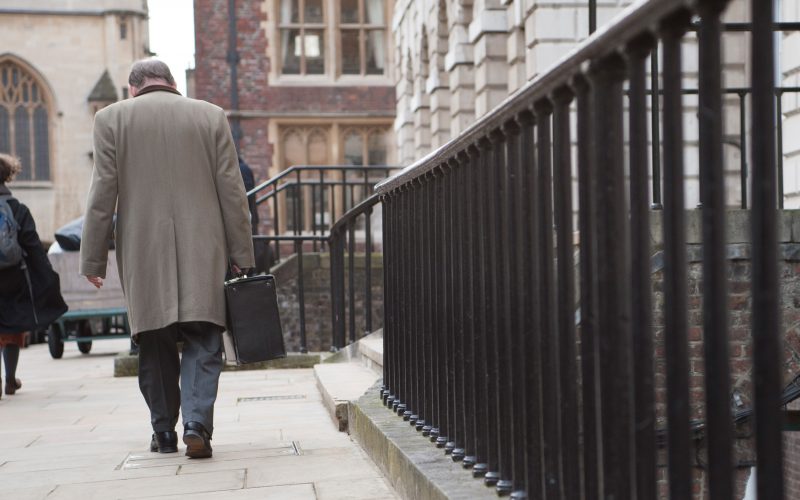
[227,0,242,148]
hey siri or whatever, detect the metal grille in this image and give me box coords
[237,394,306,403]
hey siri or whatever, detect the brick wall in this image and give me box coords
[650,246,800,499]
[271,253,384,352]
[193,0,396,191]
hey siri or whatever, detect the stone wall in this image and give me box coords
[270,253,384,353]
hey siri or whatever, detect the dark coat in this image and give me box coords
[238,156,259,234]
[0,185,68,333]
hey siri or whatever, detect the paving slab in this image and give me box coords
[0,339,398,499]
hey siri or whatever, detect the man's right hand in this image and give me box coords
[86,276,104,289]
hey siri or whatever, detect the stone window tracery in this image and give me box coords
[278,124,390,232]
[0,60,51,182]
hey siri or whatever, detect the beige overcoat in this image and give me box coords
[79,87,255,335]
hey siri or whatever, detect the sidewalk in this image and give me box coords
[0,339,397,500]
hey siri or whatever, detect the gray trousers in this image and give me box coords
[137,321,224,434]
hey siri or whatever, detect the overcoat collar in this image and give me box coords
[134,85,181,98]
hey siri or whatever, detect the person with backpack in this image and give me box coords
[0,154,68,398]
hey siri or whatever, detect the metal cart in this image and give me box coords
[46,249,131,359]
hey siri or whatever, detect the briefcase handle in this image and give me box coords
[228,261,253,280]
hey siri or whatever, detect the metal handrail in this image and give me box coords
[250,164,398,198]
[328,192,382,349]
[249,165,397,354]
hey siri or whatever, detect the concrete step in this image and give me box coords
[314,362,381,432]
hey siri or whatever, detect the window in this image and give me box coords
[281,127,330,231]
[122,87,129,99]
[0,60,51,182]
[120,21,128,40]
[342,127,388,165]
[277,123,390,233]
[279,0,326,75]
[341,127,387,216]
[275,0,388,79]
[340,0,385,75]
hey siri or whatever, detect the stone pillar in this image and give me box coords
[446,3,476,136]
[395,50,416,165]
[470,3,508,117]
[413,31,432,157]
[428,1,452,149]
[506,0,526,93]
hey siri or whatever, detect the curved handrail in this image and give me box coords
[328,192,381,236]
[249,164,400,199]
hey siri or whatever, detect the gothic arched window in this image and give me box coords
[0,60,52,181]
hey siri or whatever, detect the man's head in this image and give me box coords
[0,153,21,184]
[128,58,177,97]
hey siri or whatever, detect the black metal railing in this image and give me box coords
[328,194,382,350]
[249,164,398,259]
[247,165,398,352]
[374,0,785,499]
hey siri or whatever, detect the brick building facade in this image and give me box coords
[193,0,397,234]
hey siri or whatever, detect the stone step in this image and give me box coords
[358,334,383,373]
[314,362,382,432]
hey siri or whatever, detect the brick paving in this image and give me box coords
[0,339,397,500]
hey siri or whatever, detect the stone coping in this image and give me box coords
[350,385,496,500]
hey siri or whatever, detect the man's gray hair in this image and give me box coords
[128,58,176,87]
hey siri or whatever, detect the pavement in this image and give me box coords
[0,339,398,500]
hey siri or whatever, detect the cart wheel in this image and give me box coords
[48,324,64,359]
[77,320,92,354]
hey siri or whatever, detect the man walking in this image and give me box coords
[80,59,254,458]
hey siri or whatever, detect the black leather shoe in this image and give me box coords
[183,422,212,458]
[149,431,178,453]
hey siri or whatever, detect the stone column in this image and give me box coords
[413,31,432,157]
[428,0,452,149]
[469,1,508,117]
[446,3,476,136]
[395,50,416,165]
[506,0,526,93]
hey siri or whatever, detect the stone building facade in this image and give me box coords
[192,0,397,234]
[392,0,800,211]
[0,0,150,240]
[392,0,640,165]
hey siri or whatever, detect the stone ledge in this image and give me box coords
[113,352,322,377]
[349,386,495,500]
[314,362,381,432]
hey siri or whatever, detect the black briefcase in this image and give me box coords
[224,274,286,364]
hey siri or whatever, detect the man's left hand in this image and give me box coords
[86,276,104,289]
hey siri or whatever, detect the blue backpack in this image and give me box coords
[0,195,23,270]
